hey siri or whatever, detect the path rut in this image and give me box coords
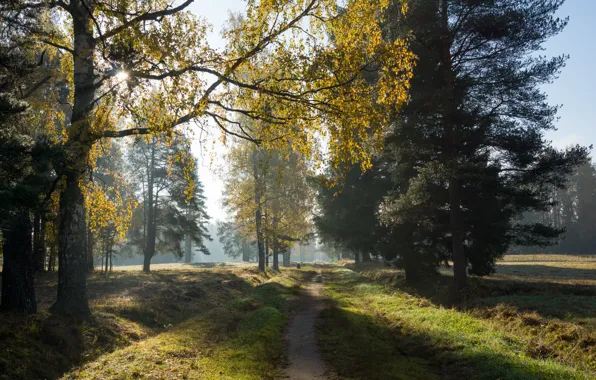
[284,270,327,380]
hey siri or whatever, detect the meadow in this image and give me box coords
[318,254,596,380]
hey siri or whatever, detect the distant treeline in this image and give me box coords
[513,161,596,255]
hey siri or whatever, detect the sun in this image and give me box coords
[115,70,129,81]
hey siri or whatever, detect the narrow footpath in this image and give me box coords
[284,269,327,380]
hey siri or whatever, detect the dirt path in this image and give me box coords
[284,270,327,380]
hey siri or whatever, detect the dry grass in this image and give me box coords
[490,254,596,286]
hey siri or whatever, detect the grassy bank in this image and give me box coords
[0,264,309,380]
[318,261,595,380]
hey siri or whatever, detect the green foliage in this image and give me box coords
[125,134,211,259]
[380,0,588,280]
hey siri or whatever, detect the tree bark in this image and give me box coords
[253,150,265,272]
[86,212,95,273]
[1,212,36,313]
[184,233,192,263]
[265,237,269,267]
[51,0,98,316]
[439,0,467,292]
[143,140,157,273]
[354,251,361,264]
[272,239,279,271]
[362,251,372,262]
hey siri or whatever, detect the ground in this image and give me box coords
[0,255,594,379]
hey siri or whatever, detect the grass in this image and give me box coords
[0,264,310,380]
[319,255,596,380]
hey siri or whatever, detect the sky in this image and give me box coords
[187,0,596,223]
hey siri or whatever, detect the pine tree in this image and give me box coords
[126,134,211,272]
[382,0,588,290]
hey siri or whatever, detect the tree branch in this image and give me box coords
[98,0,195,41]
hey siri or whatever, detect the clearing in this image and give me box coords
[0,256,594,379]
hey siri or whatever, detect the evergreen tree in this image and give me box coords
[126,134,211,272]
[314,161,390,264]
[382,0,588,289]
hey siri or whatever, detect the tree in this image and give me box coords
[217,221,257,262]
[1,0,412,315]
[382,0,588,290]
[0,7,62,313]
[222,138,314,271]
[314,161,390,264]
[126,134,211,272]
[86,141,136,273]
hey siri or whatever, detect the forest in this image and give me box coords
[0,0,595,379]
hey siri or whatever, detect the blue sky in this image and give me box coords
[189,0,596,222]
[542,0,596,150]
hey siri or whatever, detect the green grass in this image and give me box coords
[0,265,310,380]
[69,269,308,380]
[318,266,595,380]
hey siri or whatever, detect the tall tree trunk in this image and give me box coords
[51,0,97,316]
[449,178,467,290]
[439,0,467,292]
[184,233,192,263]
[86,212,95,273]
[1,212,36,313]
[143,141,157,273]
[39,217,47,270]
[33,211,44,272]
[48,244,56,272]
[362,251,371,262]
[272,239,279,271]
[265,237,269,267]
[354,251,361,264]
[242,240,250,262]
[253,150,265,272]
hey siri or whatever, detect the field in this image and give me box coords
[318,255,596,380]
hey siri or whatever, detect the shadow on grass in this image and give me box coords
[319,271,590,380]
[0,268,309,380]
[494,263,595,278]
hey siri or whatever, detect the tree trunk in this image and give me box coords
[1,212,36,313]
[242,240,250,262]
[439,0,467,292]
[253,150,265,272]
[40,217,47,270]
[143,140,157,273]
[362,251,372,262]
[272,239,279,271]
[184,233,192,263]
[449,178,467,290]
[48,245,56,272]
[51,0,98,316]
[52,166,92,316]
[86,214,95,273]
[33,211,45,272]
[265,237,269,267]
[354,251,361,264]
